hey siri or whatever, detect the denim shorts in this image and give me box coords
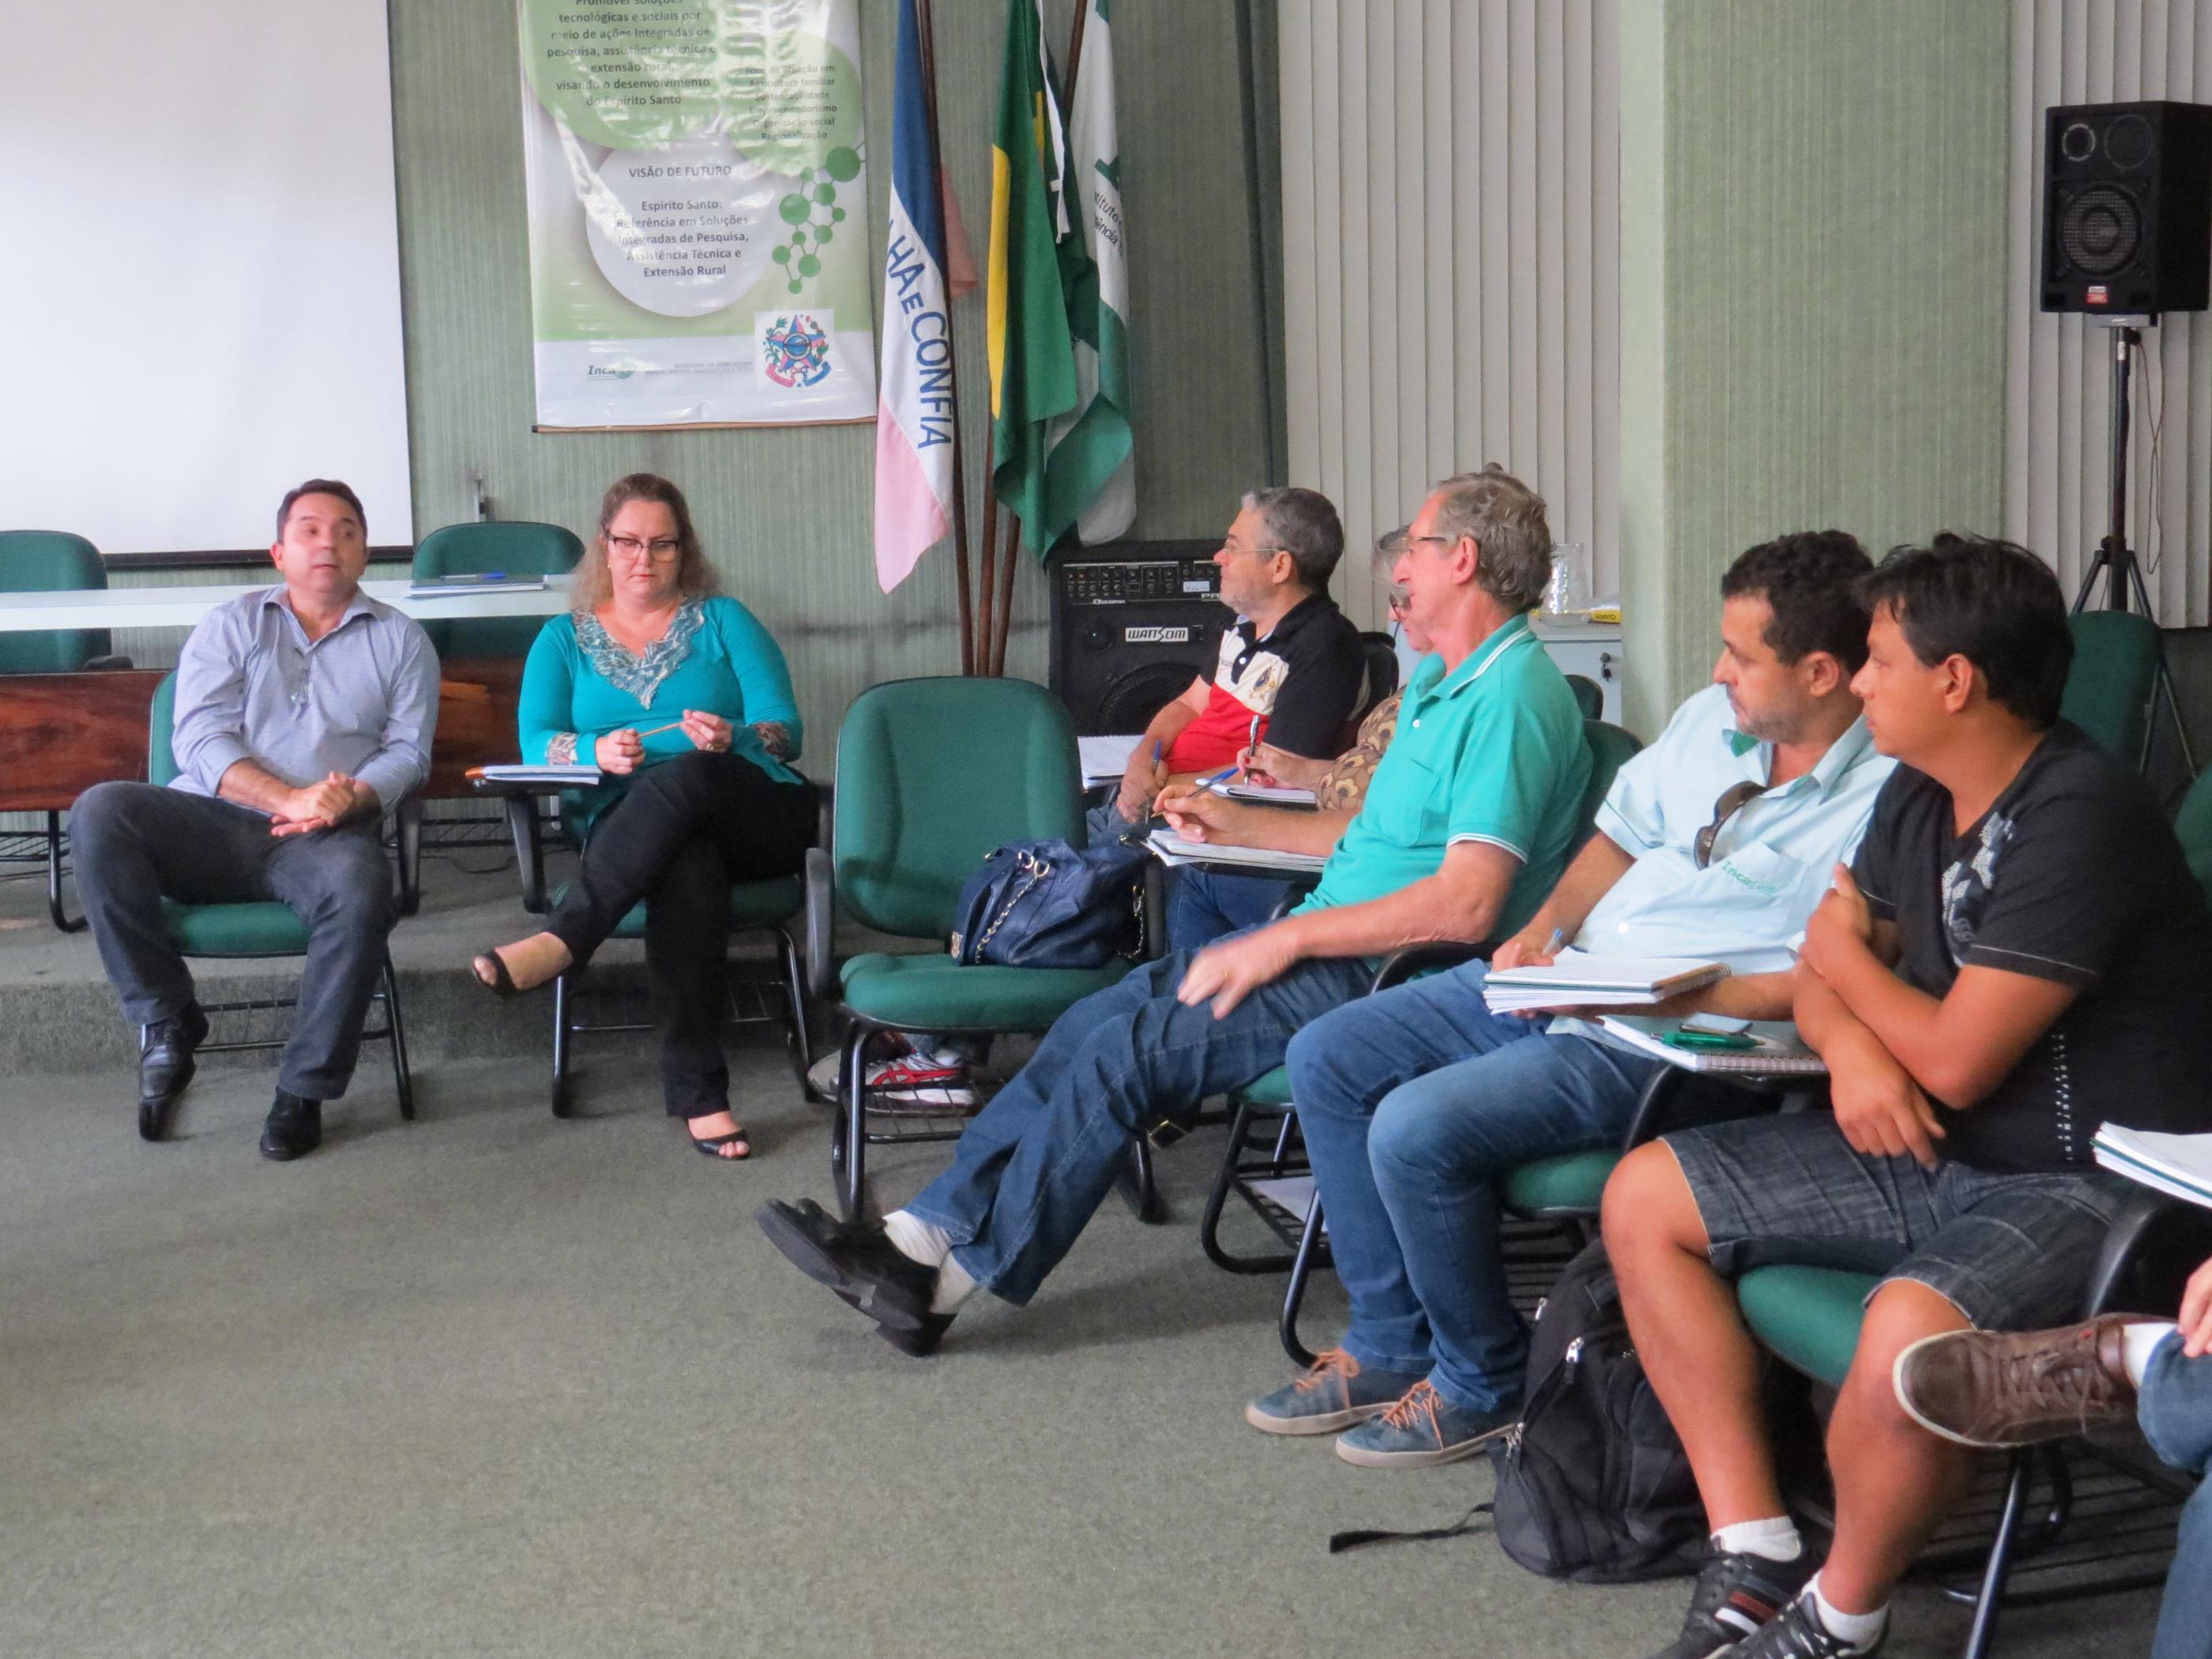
[1663,1111,2139,1331]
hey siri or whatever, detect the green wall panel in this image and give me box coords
[1618,0,2009,731]
[388,0,1281,754]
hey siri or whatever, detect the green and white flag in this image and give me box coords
[1045,0,1134,546]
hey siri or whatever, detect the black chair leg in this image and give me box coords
[1117,1133,1166,1224]
[777,925,812,1093]
[1961,1450,2033,1659]
[1281,1196,1326,1368]
[550,971,573,1118]
[836,1020,871,1220]
[46,812,84,933]
[381,954,415,1120]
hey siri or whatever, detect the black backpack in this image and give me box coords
[1487,1239,1709,1583]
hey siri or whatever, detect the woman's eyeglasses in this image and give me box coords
[608,535,680,560]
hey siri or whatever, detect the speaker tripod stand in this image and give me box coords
[2071,314,2198,778]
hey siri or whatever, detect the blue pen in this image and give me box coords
[1194,766,1240,795]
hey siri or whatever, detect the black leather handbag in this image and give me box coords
[948,834,1149,969]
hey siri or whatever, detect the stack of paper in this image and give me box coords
[1143,829,1327,874]
[1482,950,1729,1013]
[1596,1015,1827,1077]
[1078,734,1144,786]
[1221,781,1319,807]
[2094,1124,2212,1212]
[472,763,603,786]
[408,572,549,597]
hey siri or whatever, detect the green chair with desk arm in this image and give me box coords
[1198,717,1652,1353]
[476,773,821,1118]
[807,675,1160,1221]
[1,529,132,931]
[144,673,419,1130]
[1728,766,2212,1659]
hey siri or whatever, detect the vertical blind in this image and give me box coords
[1277,0,1621,630]
[2007,0,2212,625]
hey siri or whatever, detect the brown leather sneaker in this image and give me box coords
[1891,1315,2149,1448]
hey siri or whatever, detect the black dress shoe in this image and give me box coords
[259,1090,324,1161]
[137,1004,209,1142]
[878,1311,954,1358]
[755,1198,935,1334]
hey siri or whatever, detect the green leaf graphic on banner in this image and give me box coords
[519,0,719,149]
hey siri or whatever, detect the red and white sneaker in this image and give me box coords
[807,1047,978,1106]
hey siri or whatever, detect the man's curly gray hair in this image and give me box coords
[1429,465,1553,615]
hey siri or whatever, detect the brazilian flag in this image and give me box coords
[986,0,1083,551]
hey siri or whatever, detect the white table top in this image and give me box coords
[0,576,575,633]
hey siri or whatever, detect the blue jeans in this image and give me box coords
[1285,961,1661,1411]
[2141,1332,2212,1659]
[1166,867,1300,951]
[905,941,1375,1305]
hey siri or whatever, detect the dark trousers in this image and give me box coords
[544,750,814,1115]
[71,781,395,1100]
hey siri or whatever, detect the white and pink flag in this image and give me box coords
[873,0,963,592]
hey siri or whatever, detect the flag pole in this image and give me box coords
[914,0,976,676]
[977,480,1001,679]
[1066,0,1091,86]
[992,513,1020,675]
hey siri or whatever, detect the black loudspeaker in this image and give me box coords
[2041,100,2212,315]
[1048,543,1232,735]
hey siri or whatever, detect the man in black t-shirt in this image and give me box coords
[1603,536,2212,1659]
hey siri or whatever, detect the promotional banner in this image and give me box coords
[517,0,874,430]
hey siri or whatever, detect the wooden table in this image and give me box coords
[0,663,525,927]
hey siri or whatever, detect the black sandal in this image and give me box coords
[688,1121,751,1161]
[472,947,520,1000]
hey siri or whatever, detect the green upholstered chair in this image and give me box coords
[1565,672,1604,722]
[145,675,416,1128]
[1202,717,1655,1362]
[1730,767,2212,1659]
[2060,609,2162,769]
[808,676,1141,1218]
[483,776,818,1118]
[1,530,126,931]
[411,521,583,660]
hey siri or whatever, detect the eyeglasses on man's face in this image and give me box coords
[1386,585,1412,615]
[608,535,681,560]
[1217,540,1288,561]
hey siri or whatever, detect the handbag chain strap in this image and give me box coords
[972,848,1050,957]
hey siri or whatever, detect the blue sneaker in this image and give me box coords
[1334,1379,1519,1466]
[1244,1349,1425,1436]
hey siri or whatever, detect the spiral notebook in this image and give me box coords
[1596,1016,1829,1078]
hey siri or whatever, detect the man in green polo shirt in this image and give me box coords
[757,468,1592,1356]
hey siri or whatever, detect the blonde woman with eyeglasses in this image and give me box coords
[472,473,813,1161]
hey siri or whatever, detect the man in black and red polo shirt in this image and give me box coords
[1096,487,1367,838]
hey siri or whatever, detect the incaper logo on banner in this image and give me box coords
[515,0,874,429]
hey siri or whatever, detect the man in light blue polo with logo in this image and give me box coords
[1255,531,1893,1465]
[757,468,1591,1356]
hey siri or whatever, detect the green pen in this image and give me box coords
[1663,1029,1760,1051]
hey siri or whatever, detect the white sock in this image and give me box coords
[2123,1321,2179,1389]
[1806,1575,1888,1650]
[881,1209,952,1270]
[932,1249,980,1315]
[1711,1515,1803,1563]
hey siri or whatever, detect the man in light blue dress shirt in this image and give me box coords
[73,480,438,1160]
[1249,532,1894,1465]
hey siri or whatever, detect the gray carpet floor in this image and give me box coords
[1,1036,2165,1658]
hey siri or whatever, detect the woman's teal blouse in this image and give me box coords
[517,595,803,833]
